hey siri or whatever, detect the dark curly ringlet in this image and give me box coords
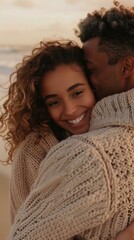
[0,40,88,164]
[76,1,134,64]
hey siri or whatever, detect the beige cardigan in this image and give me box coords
[8,89,134,240]
[10,130,58,224]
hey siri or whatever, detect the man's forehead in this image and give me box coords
[83,38,109,65]
[83,37,100,51]
[82,38,100,61]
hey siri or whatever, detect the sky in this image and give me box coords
[0,0,133,46]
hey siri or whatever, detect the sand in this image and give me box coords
[0,137,11,239]
[0,170,10,239]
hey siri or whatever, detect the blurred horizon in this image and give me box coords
[0,0,133,47]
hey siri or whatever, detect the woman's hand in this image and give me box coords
[115,221,134,240]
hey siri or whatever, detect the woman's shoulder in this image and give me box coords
[13,130,59,161]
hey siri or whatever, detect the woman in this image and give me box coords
[0,40,96,224]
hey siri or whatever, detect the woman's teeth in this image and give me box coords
[67,113,85,125]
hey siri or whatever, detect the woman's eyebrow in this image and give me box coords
[44,94,57,101]
[67,83,85,92]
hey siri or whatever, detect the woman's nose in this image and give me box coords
[63,100,77,116]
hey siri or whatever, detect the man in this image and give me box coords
[7,2,134,240]
[77,4,134,238]
[77,1,134,101]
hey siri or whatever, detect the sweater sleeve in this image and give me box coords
[8,137,115,240]
[9,132,58,225]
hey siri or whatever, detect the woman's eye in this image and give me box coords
[46,101,59,107]
[73,90,83,97]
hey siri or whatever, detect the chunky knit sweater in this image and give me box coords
[8,89,134,240]
[10,130,58,224]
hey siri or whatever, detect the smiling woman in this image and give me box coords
[42,64,95,135]
[0,39,96,224]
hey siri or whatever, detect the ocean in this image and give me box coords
[0,45,32,95]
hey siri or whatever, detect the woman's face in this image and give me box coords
[41,64,96,135]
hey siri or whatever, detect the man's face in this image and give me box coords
[83,37,125,100]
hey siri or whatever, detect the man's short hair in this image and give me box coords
[76,1,134,64]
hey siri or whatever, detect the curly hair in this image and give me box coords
[0,40,88,164]
[76,1,134,64]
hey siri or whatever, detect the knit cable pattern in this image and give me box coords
[8,89,134,240]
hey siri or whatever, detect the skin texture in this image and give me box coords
[41,64,96,135]
[83,37,133,100]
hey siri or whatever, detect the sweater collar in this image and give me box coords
[90,88,134,131]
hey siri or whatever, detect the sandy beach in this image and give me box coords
[0,169,10,240]
[0,122,11,239]
[0,164,11,239]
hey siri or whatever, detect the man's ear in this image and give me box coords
[121,57,134,77]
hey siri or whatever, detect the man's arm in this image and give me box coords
[7,138,114,240]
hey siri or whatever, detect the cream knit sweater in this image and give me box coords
[10,130,58,224]
[8,89,134,240]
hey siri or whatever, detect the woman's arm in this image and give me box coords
[10,131,58,224]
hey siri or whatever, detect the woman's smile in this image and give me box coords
[66,112,86,124]
[42,64,96,135]
[62,109,92,134]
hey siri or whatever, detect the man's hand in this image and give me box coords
[115,221,134,240]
